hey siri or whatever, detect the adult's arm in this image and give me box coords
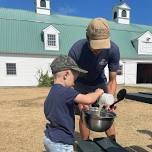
[107,71,117,95]
[108,42,120,95]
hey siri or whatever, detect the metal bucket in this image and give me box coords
[82,107,116,132]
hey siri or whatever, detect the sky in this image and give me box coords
[0,0,152,26]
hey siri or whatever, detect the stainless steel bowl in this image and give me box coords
[82,107,116,132]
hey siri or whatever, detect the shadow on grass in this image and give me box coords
[147,144,152,149]
[137,129,152,139]
[126,145,149,152]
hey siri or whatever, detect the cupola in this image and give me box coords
[36,0,50,15]
[112,0,131,24]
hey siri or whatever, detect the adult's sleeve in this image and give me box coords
[68,41,80,63]
[108,43,120,72]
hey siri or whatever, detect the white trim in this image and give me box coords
[36,0,50,15]
[112,3,130,24]
[138,31,152,55]
[43,25,60,51]
[121,59,152,63]
[43,25,60,33]
[117,3,131,10]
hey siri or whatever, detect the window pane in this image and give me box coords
[47,34,56,46]
[6,63,16,75]
[40,0,46,7]
[122,10,127,17]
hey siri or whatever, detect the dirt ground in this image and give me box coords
[0,86,151,152]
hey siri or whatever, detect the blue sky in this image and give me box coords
[0,0,152,26]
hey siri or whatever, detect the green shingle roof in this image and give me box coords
[0,7,152,60]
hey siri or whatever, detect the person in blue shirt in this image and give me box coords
[68,18,120,141]
[43,55,103,152]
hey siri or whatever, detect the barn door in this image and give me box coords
[137,64,152,83]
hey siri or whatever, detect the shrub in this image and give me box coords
[37,70,54,87]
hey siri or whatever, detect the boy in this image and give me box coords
[44,55,103,152]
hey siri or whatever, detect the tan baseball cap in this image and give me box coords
[86,18,111,50]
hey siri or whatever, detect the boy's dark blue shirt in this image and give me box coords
[68,39,120,86]
[44,84,79,145]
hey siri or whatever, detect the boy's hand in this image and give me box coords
[82,104,89,110]
[103,104,117,111]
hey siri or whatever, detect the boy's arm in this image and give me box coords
[74,89,103,105]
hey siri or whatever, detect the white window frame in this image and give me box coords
[43,25,60,51]
[138,31,152,55]
[6,63,17,75]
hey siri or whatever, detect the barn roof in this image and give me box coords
[0,7,152,60]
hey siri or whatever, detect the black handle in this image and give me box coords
[109,99,120,109]
[109,89,127,109]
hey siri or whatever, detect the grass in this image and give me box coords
[0,86,151,152]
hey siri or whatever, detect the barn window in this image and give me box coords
[47,34,56,46]
[6,63,16,75]
[43,25,60,51]
[40,0,46,7]
[117,65,123,75]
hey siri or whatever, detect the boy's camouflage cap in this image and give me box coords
[50,55,88,74]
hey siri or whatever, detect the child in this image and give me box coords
[43,55,103,152]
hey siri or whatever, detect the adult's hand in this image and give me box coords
[78,104,89,111]
[105,104,117,111]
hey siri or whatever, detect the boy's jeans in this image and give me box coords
[44,136,73,152]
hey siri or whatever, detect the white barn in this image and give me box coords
[0,0,152,86]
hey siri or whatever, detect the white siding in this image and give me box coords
[123,60,152,84]
[0,56,54,86]
[1,56,152,86]
[124,62,137,84]
[104,61,125,85]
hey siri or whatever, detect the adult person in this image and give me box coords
[43,55,103,152]
[68,18,120,141]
